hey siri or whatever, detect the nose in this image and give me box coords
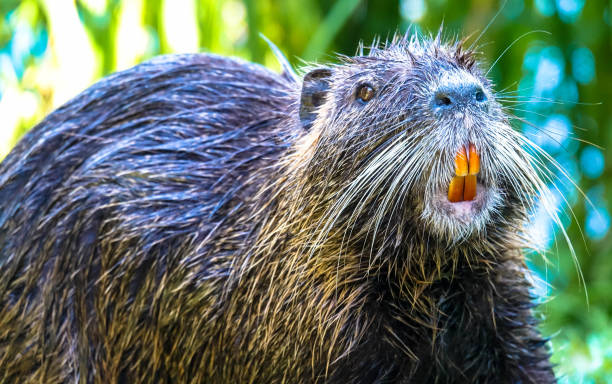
[433,83,487,111]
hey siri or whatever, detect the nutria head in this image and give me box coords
[290,34,543,253]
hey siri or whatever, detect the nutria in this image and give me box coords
[0,34,557,383]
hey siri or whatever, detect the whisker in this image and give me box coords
[468,0,508,51]
[508,113,603,150]
[485,30,552,76]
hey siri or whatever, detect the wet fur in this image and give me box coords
[0,36,555,383]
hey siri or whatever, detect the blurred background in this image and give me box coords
[0,0,610,381]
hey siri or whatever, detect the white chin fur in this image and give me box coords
[421,185,503,242]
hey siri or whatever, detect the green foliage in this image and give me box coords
[0,0,610,381]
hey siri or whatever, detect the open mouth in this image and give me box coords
[448,143,480,203]
[430,143,494,223]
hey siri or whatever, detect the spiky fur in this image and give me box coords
[0,35,556,383]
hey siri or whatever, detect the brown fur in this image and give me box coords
[0,36,556,383]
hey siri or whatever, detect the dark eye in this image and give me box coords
[475,89,486,102]
[357,84,375,102]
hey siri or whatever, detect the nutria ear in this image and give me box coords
[299,68,332,130]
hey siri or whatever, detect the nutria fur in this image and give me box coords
[0,34,556,383]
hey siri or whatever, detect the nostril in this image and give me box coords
[433,84,487,111]
[475,89,486,102]
[434,93,452,107]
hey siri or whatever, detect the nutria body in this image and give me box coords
[0,35,556,383]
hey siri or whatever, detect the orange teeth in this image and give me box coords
[463,175,477,201]
[448,175,465,203]
[468,143,479,175]
[455,146,468,176]
[448,144,480,202]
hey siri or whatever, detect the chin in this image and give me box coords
[420,184,503,243]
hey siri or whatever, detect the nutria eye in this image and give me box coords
[357,84,375,102]
[475,89,486,102]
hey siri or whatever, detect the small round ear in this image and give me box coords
[299,68,332,130]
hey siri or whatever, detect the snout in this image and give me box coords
[431,73,489,114]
